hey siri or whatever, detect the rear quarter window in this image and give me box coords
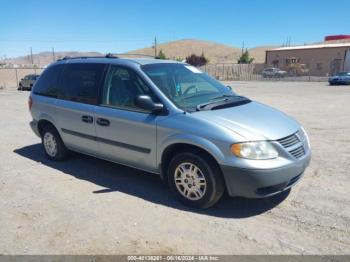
[33,65,64,97]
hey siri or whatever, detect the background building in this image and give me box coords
[265,36,350,76]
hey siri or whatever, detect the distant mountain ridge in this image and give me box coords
[4,39,277,67]
[5,51,103,67]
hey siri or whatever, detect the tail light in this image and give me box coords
[28,96,33,111]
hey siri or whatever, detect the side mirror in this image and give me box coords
[135,95,164,114]
[226,85,232,91]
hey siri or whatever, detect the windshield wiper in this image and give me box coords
[182,91,216,100]
[196,96,251,111]
[193,94,236,111]
[209,94,236,100]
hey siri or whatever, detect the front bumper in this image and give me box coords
[221,152,311,198]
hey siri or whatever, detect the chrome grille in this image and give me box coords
[277,134,300,148]
[289,146,305,158]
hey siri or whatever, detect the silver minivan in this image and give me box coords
[29,56,311,209]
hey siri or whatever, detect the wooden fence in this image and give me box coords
[200,63,265,81]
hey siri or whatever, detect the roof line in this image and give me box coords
[58,53,119,61]
[268,42,350,51]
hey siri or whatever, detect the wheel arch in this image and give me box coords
[159,136,226,182]
[37,116,58,137]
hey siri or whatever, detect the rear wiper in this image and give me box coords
[196,96,250,111]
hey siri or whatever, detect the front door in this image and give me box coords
[94,65,160,173]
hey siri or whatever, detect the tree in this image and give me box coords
[174,57,184,62]
[237,50,254,64]
[157,49,167,59]
[185,52,209,67]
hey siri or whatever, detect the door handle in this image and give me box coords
[81,115,93,123]
[96,118,110,126]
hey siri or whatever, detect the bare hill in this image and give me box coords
[127,39,243,63]
[5,39,271,66]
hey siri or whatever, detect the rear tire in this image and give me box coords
[168,152,225,209]
[41,125,69,161]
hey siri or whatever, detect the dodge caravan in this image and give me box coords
[29,56,311,209]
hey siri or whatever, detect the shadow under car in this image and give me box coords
[14,143,290,218]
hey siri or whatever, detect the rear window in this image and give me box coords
[61,63,105,105]
[33,65,64,97]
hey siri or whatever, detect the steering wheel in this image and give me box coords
[183,85,197,95]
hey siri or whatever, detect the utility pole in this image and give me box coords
[286,36,291,47]
[30,47,34,65]
[52,47,56,62]
[154,36,157,58]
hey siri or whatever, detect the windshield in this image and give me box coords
[141,63,236,111]
[338,72,350,76]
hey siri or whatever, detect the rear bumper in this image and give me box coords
[221,152,311,198]
[30,120,40,138]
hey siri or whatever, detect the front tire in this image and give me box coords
[168,152,225,209]
[41,125,69,161]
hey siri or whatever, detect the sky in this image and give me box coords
[1,0,350,58]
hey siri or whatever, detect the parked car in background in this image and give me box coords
[29,57,311,209]
[262,68,287,78]
[18,74,40,91]
[329,72,350,85]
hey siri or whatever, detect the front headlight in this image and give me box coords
[231,141,278,160]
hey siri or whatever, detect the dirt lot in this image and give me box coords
[0,81,349,255]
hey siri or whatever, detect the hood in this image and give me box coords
[192,101,300,141]
[330,75,350,80]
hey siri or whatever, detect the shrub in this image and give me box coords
[185,52,209,67]
[157,49,167,59]
[238,50,254,64]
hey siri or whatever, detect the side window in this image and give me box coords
[101,66,156,110]
[61,63,105,105]
[33,64,64,97]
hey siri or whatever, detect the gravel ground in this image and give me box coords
[0,81,349,255]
